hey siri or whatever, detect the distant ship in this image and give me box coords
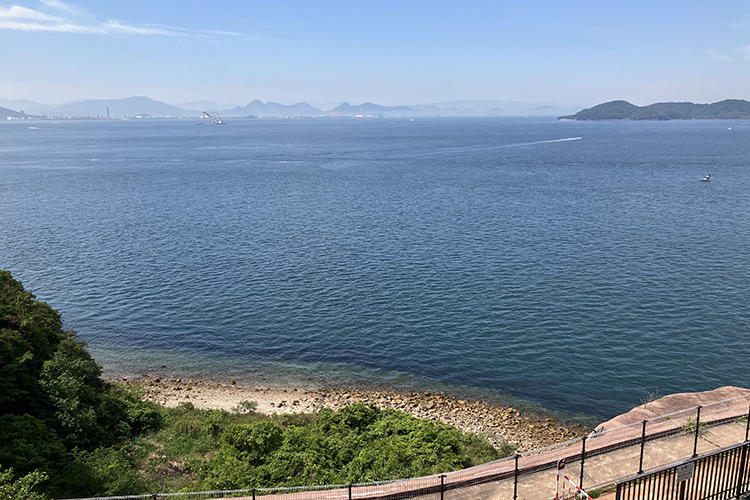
[200,111,224,125]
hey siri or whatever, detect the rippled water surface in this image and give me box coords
[2,117,749,419]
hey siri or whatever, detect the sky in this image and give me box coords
[2,0,750,108]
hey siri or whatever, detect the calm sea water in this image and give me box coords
[1,117,749,421]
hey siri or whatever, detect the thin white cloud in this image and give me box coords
[144,22,254,39]
[739,46,750,60]
[0,4,61,21]
[703,49,730,62]
[40,0,84,17]
[0,1,248,37]
[103,19,171,35]
[0,18,99,32]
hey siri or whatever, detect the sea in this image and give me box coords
[1,117,749,423]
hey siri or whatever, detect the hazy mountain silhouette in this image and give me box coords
[223,100,324,117]
[49,96,198,117]
[1,106,26,118]
[0,95,588,119]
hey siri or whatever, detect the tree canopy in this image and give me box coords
[0,271,161,497]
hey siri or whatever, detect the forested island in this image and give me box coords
[559,99,750,120]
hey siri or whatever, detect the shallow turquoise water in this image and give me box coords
[2,117,748,419]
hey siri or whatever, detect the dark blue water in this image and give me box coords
[2,117,748,420]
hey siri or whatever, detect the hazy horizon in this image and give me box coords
[2,1,750,108]
[0,94,582,112]
[3,95,749,118]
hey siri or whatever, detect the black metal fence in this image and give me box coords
[614,440,750,500]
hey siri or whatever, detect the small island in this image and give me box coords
[559,98,750,120]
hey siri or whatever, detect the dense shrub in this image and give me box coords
[197,403,504,490]
[70,446,148,496]
[0,271,162,497]
[222,421,285,464]
[0,415,66,478]
[0,466,48,500]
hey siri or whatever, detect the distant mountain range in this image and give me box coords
[6,96,750,121]
[560,99,750,120]
[329,101,573,117]
[0,96,576,119]
[227,99,324,117]
[0,96,197,118]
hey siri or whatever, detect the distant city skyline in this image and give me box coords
[2,0,750,108]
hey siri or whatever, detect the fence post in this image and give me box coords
[692,405,702,458]
[252,488,256,500]
[735,443,749,498]
[580,436,587,490]
[745,404,750,442]
[678,479,687,500]
[440,474,445,500]
[513,454,519,500]
[348,483,352,500]
[638,419,647,474]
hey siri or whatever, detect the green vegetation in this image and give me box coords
[559,99,750,120]
[0,271,511,497]
[0,467,48,500]
[0,270,162,497]
[136,400,505,492]
[588,486,616,499]
[233,399,259,413]
[681,417,706,436]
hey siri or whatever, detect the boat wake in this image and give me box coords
[505,136,583,147]
[408,137,582,157]
[545,136,582,143]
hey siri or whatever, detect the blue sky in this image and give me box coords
[2,0,750,107]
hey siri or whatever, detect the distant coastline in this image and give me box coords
[0,96,575,120]
[8,96,750,121]
[559,98,750,121]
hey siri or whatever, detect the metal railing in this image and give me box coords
[614,440,750,500]
[60,395,750,500]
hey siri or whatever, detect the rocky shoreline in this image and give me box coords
[119,375,589,452]
[298,386,589,451]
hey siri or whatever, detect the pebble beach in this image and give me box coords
[118,375,590,452]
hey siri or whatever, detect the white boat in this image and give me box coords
[701,174,711,182]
